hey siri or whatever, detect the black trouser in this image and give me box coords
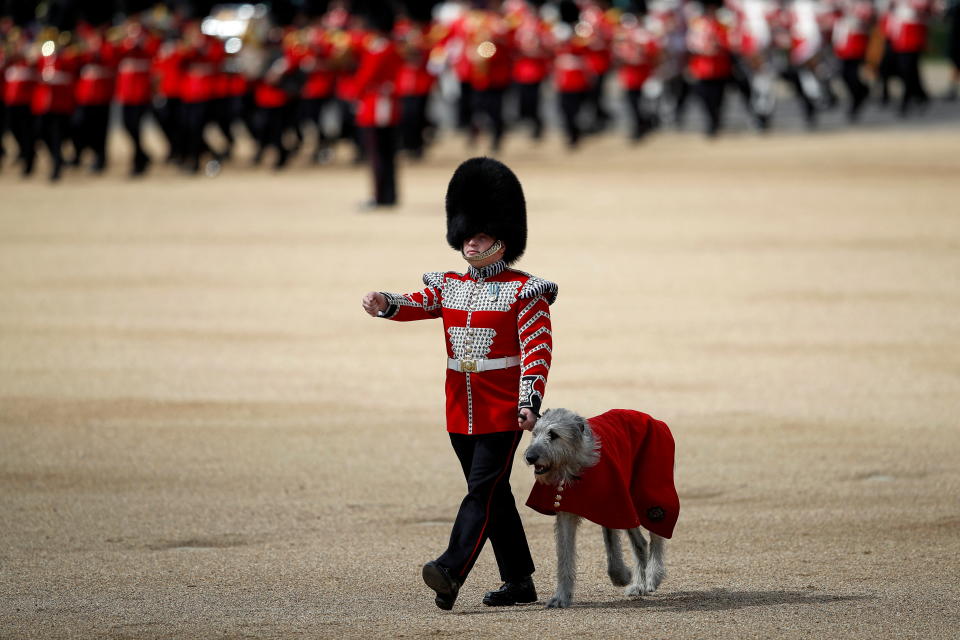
[623,88,654,140]
[558,90,585,147]
[878,41,898,104]
[400,94,429,156]
[471,88,506,152]
[438,430,535,584]
[585,71,610,129]
[695,77,727,137]
[515,82,543,139]
[153,96,182,162]
[181,100,213,172]
[73,103,110,170]
[255,105,288,167]
[299,96,332,157]
[121,104,150,172]
[361,126,397,205]
[840,57,869,117]
[6,104,35,173]
[896,51,928,115]
[39,112,70,179]
[781,67,817,125]
[457,80,474,131]
[0,101,6,163]
[212,97,237,155]
[336,97,363,161]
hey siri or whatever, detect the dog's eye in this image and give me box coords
[548,430,558,441]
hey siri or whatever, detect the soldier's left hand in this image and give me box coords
[518,408,538,431]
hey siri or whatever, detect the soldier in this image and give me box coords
[553,1,593,148]
[296,23,337,163]
[354,9,403,207]
[73,23,117,174]
[2,30,37,176]
[152,34,186,165]
[116,18,159,175]
[395,11,438,159]
[32,29,82,181]
[179,22,224,174]
[832,0,874,119]
[686,0,733,136]
[464,3,514,153]
[361,157,556,611]
[613,9,661,142]
[509,1,552,141]
[888,0,934,115]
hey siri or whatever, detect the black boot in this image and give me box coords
[422,561,460,611]
[482,576,537,606]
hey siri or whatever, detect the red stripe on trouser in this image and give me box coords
[459,430,521,577]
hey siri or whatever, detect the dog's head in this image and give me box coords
[523,408,599,485]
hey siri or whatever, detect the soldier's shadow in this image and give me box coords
[458,588,872,614]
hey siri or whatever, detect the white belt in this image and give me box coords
[447,355,521,373]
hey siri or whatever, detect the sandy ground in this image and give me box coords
[2,119,960,639]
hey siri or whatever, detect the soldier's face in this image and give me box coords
[462,233,506,266]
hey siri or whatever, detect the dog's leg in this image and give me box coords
[546,512,580,608]
[602,528,631,586]
[624,527,649,597]
[645,532,668,593]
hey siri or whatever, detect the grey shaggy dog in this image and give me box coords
[524,408,668,609]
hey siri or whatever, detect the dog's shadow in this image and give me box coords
[459,588,872,615]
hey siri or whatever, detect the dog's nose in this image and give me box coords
[524,452,538,465]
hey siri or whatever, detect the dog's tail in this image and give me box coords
[646,533,668,592]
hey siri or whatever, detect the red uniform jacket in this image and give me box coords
[511,15,552,84]
[833,0,874,59]
[354,34,403,128]
[75,41,118,106]
[116,36,159,105]
[3,59,37,106]
[887,0,932,53]
[527,409,679,538]
[686,14,733,80]
[32,49,81,115]
[615,25,660,90]
[381,260,557,435]
[553,33,592,93]
[395,20,436,97]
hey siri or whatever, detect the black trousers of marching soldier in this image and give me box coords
[400,94,429,158]
[121,104,151,175]
[624,88,655,141]
[558,90,585,148]
[471,88,506,152]
[73,103,110,170]
[695,77,727,137]
[361,126,397,206]
[437,430,536,584]
[6,105,36,174]
[840,58,869,119]
[39,112,70,181]
[153,96,183,163]
[896,51,929,116]
[255,105,288,168]
[515,81,544,140]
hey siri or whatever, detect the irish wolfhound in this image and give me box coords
[524,408,679,609]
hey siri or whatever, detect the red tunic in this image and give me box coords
[32,49,81,115]
[75,41,118,106]
[353,34,403,128]
[686,14,733,80]
[614,24,660,90]
[3,59,36,106]
[527,409,679,539]
[382,261,557,435]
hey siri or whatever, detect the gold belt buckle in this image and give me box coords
[459,359,478,373]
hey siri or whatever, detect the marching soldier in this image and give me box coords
[509,1,552,141]
[116,18,159,175]
[2,31,37,176]
[361,157,557,611]
[395,12,438,159]
[686,0,734,137]
[553,0,593,148]
[832,0,875,119]
[613,10,661,142]
[354,9,403,207]
[73,23,118,174]
[32,29,82,181]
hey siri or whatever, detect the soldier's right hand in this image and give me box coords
[361,291,387,317]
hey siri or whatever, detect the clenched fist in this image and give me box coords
[361,291,387,317]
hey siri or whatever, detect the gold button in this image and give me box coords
[555,494,562,501]
[558,485,564,492]
[553,502,560,508]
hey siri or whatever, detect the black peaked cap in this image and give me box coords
[445,157,527,265]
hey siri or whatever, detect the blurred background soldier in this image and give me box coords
[464,2,514,154]
[355,6,403,208]
[580,0,616,133]
[553,0,592,148]
[3,30,37,176]
[686,0,733,137]
[613,6,661,142]
[115,17,159,175]
[508,0,551,141]
[296,23,337,164]
[152,32,186,165]
[832,0,875,120]
[729,0,778,129]
[396,7,438,159]
[33,29,81,181]
[179,21,225,173]
[253,28,293,169]
[73,22,117,174]
[947,0,960,99]
[888,0,934,115]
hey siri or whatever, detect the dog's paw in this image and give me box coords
[545,595,571,609]
[607,567,632,587]
[624,583,650,598]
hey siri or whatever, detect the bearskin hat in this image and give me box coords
[445,157,527,265]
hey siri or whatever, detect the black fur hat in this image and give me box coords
[445,157,527,265]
